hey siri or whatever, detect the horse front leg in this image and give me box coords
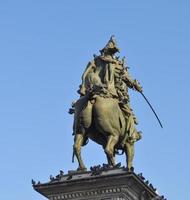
[124,142,134,171]
[73,134,87,171]
[104,135,118,167]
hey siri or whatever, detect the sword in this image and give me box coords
[140,92,163,128]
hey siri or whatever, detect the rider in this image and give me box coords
[77,36,142,147]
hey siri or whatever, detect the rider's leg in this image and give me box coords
[73,134,87,171]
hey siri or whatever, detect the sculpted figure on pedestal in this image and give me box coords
[70,36,143,171]
[33,37,165,200]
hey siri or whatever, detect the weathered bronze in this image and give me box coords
[70,36,143,171]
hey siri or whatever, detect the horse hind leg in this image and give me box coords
[104,135,119,167]
[73,134,87,171]
[101,143,113,166]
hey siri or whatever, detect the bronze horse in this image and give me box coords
[72,93,141,171]
[71,36,143,171]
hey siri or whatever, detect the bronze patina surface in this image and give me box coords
[71,36,143,171]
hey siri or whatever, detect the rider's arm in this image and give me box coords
[122,69,143,92]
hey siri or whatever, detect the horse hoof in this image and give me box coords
[126,166,134,172]
[77,167,87,172]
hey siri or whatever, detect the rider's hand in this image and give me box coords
[134,80,143,92]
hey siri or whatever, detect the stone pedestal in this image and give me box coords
[33,167,164,200]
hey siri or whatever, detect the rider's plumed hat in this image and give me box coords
[100,35,120,54]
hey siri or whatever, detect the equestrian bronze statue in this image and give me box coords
[70,36,143,171]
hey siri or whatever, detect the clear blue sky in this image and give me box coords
[0,1,190,199]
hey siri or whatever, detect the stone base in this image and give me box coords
[33,167,164,200]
